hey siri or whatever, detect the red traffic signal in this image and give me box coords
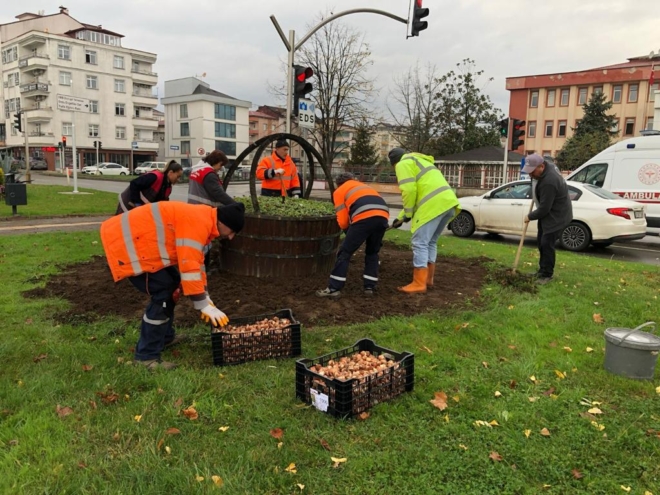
[62,136,67,147]
[411,0,430,37]
[511,119,526,150]
[296,67,313,82]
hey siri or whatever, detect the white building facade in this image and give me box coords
[0,7,158,169]
[161,77,250,166]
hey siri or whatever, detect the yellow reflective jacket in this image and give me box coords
[395,152,460,233]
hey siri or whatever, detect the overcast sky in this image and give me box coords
[3,1,659,118]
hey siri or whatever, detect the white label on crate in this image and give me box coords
[310,389,329,412]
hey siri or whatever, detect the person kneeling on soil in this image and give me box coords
[100,201,245,370]
[317,172,389,298]
[116,161,183,215]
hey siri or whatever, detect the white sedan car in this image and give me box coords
[450,180,647,251]
[83,163,130,176]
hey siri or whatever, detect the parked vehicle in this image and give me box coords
[566,135,660,234]
[450,180,647,251]
[134,161,167,175]
[83,162,129,176]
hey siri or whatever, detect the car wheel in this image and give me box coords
[99,172,103,176]
[450,211,476,238]
[120,172,126,175]
[560,222,591,252]
[591,241,613,249]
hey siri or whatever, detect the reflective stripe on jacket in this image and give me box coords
[101,202,219,297]
[333,179,389,230]
[256,153,301,197]
[395,152,460,233]
[117,170,171,214]
[188,162,222,207]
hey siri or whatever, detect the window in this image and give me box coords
[86,75,98,89]
[271,124,276,131]
[263,123,267,131]
[215,140,236,156]
[115,103,125,116]
[546,89,556,107]
[116,126,126,139]
[215,122,236,138]
[624,118,635,136]
[647,117,654,130]
[611,118,619,134]
[181,141,191,155]
[132,60,140,72]
[558,120,567,137]
[570,163,608,188]
[250,122,256,130]
[530,90,539,108]
[58,45,71,60]
[59,71,72,86]
[114,79,125,92]
[544,121,554,137]
[113,55,124,69]
[560,89,570,106]
[492,183,532,200]
[89,124,100,137]
[612,85,622,103]
[578,87,588,105]
[179,104,188,118]
[62,122,73,136]
[628,84,638,103]
[528,121,537,138]
[650,83,659,102]
[85,50,97,65]
[89,100,99,114]
[215,104,236,121]
[593,86,603,95]
[180,122,190,137]
[542,151,552,159]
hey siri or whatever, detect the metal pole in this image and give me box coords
[502,118,512,186]
[96,141,99,165]
[285,30,295,135]
[131,147,134,173]
[72,121,78,193]
[23,113,30,183]
[301,127,308,193]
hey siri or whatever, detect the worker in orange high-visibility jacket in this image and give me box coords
[316,173,390,298]
[256,139,301,198]
[100,201,245,370]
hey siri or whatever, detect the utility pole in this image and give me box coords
[95,140,99,165]
[23,113,30,183]
[502,118,513,186]
[72,122,79,193]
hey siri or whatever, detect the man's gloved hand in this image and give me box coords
[200,304,228,327]
[172,284,183,304]
[274,168,285,176]
[390,218,404,229]
[292,194,300,199]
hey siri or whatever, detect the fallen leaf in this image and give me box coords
[195,475,204,482]
[586,347,594,353]
[593,314,604,324]
[173,397,183,409]
[540,428,551,437]
[89,400,97,410]
[420,345,433,354]
[33,353,48,363]
[528,397,539,403]
[331,457,347,468]
[474,420,491,428]
[656,386,660,395]
[8,440,18,446]
[112,432,121,441]
[482,361,489,368]
[548,341,558,348]
[507,305,515,310]
[489,451,503,462]
[621,487,631,493]
[25,318,33,324]
[572,469,584,480]
[543,485,552,490]
[543,387,556,397]
[563,346,573,353]
[644,491,654,495]
[157,438,164,450]
[529,375,539,384]
[211,475,223,487]
[489,420,500,426]
[218,426,229,432]
[357,412,370,421]
[508,345,517,350]
[134,415,142,422]
[277,442,283,449]
[550,394,559,400]
[509,380,517,389]
[270,428,284,440]
[97,391,120,404]
[591,421,605,431]
[82,365,93,372]
[182,406,198,420]
[524,429,531,438]
[554,370,566,379]
[452,395,460,403]
[165,446,171,455]
[430,391,448,411]
[494,391,502,398]
[459,444,468,450]
[588,407,603,415]
[165,427,181,435]
[56,405,74,418]
[319,438,331,451]
[297,484,305,491]
[285,463,297,474]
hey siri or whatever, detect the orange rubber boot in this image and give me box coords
[398,267,428,294]
[427,262,436,288]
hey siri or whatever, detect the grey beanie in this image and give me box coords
[335,172,355,186]
[388,147,406,166]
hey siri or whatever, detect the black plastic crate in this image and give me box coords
[295,339,414,419]
[211,309,301,366]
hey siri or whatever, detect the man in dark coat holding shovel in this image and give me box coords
[522,154,573,285]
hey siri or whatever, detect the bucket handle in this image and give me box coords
[615,322,656,345]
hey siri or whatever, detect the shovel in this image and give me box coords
[512,200,535,274]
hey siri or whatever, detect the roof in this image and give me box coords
[192,84,236,100]
[65,25,124,38]
[249,111,278,120]
[435,146,525,163]
[257,105,286,118]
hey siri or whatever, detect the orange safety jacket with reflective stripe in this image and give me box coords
[256,152,301,196]
[100,202,219,297]
[332,180,390,230]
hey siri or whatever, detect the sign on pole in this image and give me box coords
[132,141,139,149]
[298,99,315,129]
[197,147,206,156]
[170,145,180,151]
[57,94,90,112]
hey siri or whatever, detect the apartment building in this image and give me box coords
[0,7,158,169]
[161,77,250,167]
[371,122,404,163]
[506,53,659,158]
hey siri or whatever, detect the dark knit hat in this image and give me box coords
[336,172,355,186]
[217,202,246,233]
[388,147,406,166]
[275,138,289,149]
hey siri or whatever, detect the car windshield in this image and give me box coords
[583,184,623,200]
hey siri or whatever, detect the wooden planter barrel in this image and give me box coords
[219,213,341,278]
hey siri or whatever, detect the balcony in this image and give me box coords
[18,54,49,72]
[20,83,49,97]
[133,139,159,150]
[21,34,48,49]
[132,91,158,107]
[26,106,53,122]
[131,68,157,84]
[132,115,159,129]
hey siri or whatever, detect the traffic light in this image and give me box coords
[498,118,509,138]
[293,65,313,116]
[62,136,67,147]
[98,141,102,150]
[93,141,98,149]
[511,119,526,150]
[411,0,430,37]
[13,112,22,133]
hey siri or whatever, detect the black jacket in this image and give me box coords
[529,166,573,233]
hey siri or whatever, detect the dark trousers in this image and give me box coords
[537,222,560,278]
[129,266,181,361]
[328,216,388,291]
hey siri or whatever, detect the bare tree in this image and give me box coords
[297,17,375,168]
[387,63,441,154]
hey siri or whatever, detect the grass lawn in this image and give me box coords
[1,230,659,494]
[0,185,117,218]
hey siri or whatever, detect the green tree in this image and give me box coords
[573,91,619,138]
[429,59,503,157]
[347,120,379,168]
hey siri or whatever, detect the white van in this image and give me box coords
[134,161,167,175]
[566,135,660,235]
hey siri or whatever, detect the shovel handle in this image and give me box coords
[512,201,535,274]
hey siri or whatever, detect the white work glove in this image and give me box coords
[292,194,300,199]
[274,168,285,176]
[200,304,228,327]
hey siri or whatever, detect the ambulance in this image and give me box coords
[566,135,660,235]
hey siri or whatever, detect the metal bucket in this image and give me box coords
[604,322,660,380]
